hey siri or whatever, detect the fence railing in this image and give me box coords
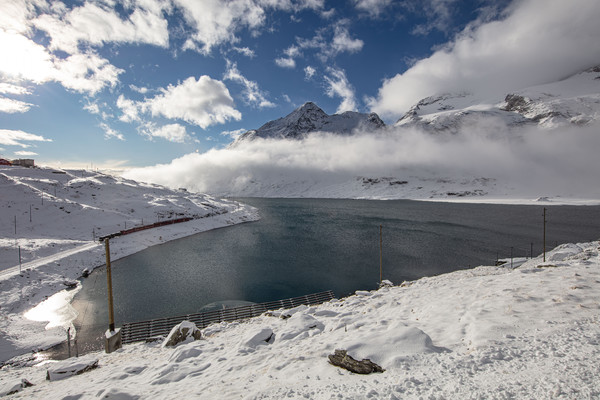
[120,290,336,344]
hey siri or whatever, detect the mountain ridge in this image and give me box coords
[233,102,385,145]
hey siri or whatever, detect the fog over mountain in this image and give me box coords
[124,66,600,202]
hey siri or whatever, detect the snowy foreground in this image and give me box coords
[0,166,259,363]
[1,241,599,399]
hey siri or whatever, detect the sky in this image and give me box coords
[0,0,599,172]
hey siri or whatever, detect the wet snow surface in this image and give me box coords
[2,241,599,399]
[0,166,258,363]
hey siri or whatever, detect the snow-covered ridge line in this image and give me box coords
[2,241,598,398]
[0,166,259,363]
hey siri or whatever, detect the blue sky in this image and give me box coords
[0,0,598,170]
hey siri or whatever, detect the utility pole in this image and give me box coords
[104,238,116,332]
[104,237,122,353]
[29,205,32,223]
[543,208,547,262]
[379,225,383,284]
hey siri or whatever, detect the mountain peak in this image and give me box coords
[233,102,386,144]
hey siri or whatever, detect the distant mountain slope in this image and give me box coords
[233,102,385,144]
[395,66,600,132]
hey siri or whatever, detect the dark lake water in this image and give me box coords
[70,198,600,354]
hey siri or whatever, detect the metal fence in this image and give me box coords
[120,290,336,344]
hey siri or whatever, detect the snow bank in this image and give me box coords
[1,241,598,398]
[0,166,259,363]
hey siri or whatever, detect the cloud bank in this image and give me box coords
[124,120,600,199]
[370,0,600,118]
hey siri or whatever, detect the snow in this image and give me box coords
[233,102,385,144]
[1,241,598,398]
[0,165,259,363]
[396,66,600,131]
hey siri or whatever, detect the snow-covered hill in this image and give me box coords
[396,66,600,132]
[233,102,385,144]
[2,240,599,398]
[0,166,258,362]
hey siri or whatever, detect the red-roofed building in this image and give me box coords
[0,159,12,166]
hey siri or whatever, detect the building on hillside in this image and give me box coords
[0,158,12,166]
[12,159,35,167]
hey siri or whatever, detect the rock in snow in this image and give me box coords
[45,355,99,381]
[328,349,385,374]
[162,321,202,347]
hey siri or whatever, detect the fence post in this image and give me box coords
[67,327,71,358]
[379,225,383,284]
[543,208,547,262]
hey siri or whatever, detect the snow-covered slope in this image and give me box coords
[396,66,600,131]
[0,166,258,362]
[2,241,599,398]
[233,102,385,144]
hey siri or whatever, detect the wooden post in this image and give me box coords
[530,242,533,259]
[18,246,21,273]
[67,327,71,358]
[379,225,383,284]
[104,238,115,332]
[543,208,547,262]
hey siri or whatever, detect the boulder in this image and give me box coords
[162,320,202,347]
[328,349,385,374]
[0,379,33,396]
[46,356,99,381]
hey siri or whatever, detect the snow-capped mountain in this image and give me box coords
[233,102,385,144]
[396,66,600,132]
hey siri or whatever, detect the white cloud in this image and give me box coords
[275,45,302,68]
[275,57,296,68]
[141,123,191,143]
[0,0,39,33]
[32,2,169,54]
[173,0,324,54]
[370,0,600,118]
[0,129,52,147]
[129,84,149,94]
[304,65,316,80]
[116,95,140,123]
[220,128,247,139]
[224,61,275,108]
[0,30,55,84]
[324,67,357,113]
[331,24,363,54]
[139,76,242,128]
[83,102,101,115]
[100,122,125,141]
[14,150,37,156]
[0,97,32,113]
[173,0,267,54]
[124,121,600,199]
[297,20,363,60]
[0,83,30,95]
[0,30,123,95]
[52,51,124,95]
[353,0,392,17]
[232,46,256,57]
[284,45,301,58]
